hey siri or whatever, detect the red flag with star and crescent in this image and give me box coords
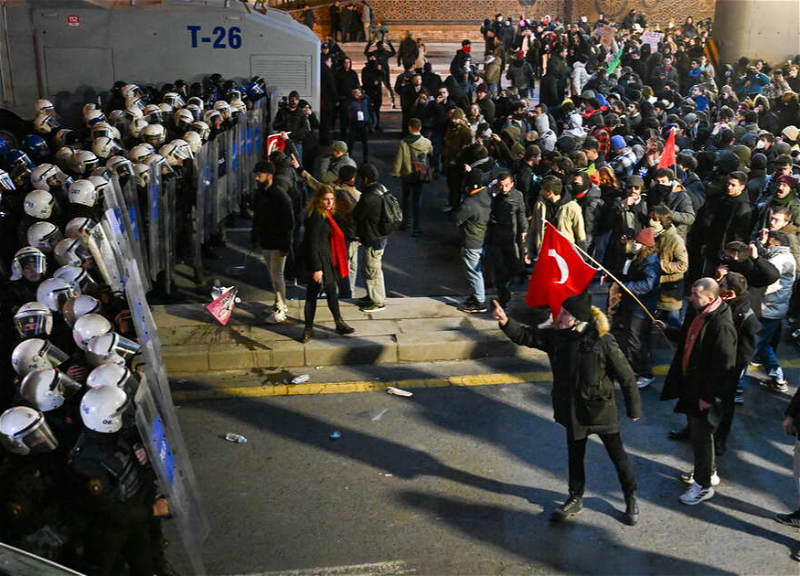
[526,222,599,316]
[657,127,676,170]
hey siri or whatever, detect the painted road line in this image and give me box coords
[227,560,415,576]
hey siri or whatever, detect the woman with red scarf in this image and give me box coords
[301,185,355,343]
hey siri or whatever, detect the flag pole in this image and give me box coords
[570,241,675,349]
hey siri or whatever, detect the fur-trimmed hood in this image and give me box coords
[591,306,610,337]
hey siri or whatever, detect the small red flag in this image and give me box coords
[657,127,676,170]
[206,287,239,325]
[265,133,286,157]
[526,222,598,316]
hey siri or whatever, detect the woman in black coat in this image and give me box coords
[494,291,642,525]
[301,185,355,343]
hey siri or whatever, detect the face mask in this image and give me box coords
[649,219,664,236]
[631,242,643,254]
[756,140,766,149]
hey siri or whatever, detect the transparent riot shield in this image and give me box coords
[206,138,219,239]
[107,176,150,293]
[161,175,176,295]
[86,219,124,293]
[215,134,228,227]
[147,159,164,282]
[192,144,208,284]
[254,104,264,159]
[226,128,239,216]
[126,261,209,576]
[121,177,150,285]
[238,115,249,182]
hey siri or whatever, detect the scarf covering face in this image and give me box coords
[327,211,349,279]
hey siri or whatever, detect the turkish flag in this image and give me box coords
[265,133,286,157]
[657,127,676,170]
[525,222,599,316]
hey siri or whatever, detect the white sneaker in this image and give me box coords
[679,481,715,505]
[263,308,287,324]
[680,470,720,486]
[636,375,655,389]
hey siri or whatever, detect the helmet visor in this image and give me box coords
[0,413,58,455]
[14,310,50,339]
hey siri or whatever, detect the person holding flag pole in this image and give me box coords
[492,221,643,525]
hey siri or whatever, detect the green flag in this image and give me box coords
[606,50,623,75]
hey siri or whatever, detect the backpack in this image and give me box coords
[514,63,532,90]
[374,185,403,236]
[405,142,433,183]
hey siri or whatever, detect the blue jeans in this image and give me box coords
[462,247,485,303]
[756,317,783,373]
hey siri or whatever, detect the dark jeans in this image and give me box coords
[714,370,741,449]
[344,124,369,163]
[567,427,636,496]
[446,164,463,209]
[401,180,424,233]
[621,312,653,377]
[689,414,717,488]
[304,277,342,329]
[486,243,521,306]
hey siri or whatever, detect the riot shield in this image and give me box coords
[226,127,239,217]
[192,145,208,284]
[121,176,150,286]
[206,138,219,239]
[86,219,124,293]
[126,261,209,576]
[107,176,150,293]
[161,175,176,295]
[215,133,229,226]
[147,159,164,281]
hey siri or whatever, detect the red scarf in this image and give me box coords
[327,211,349,279]
[681,297,721,375]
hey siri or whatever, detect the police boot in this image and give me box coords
[623,491,639,526]
[551,492,583,521]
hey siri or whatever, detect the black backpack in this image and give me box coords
[374,185,403,236]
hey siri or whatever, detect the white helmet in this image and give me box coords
[87,332,140,367]
[191,120,210,141]
[0,406,58,455]
[91,121,122,141]
[34,99,55,116]
[11,338,69,376]
[13,302,53,339]
[128,118,149,140]
[129,143,155,163]
[125,95,146,111]
[185,103,203,121]
[27,221,63,253]
[143,103,163,123]
[157,102,174,120]
[162,92,185,108]
[203,110,222,126]
[107,155,134,179]
[174,108,194,131]
[23,189,55,219]
[125,106,145,122]
[62,294,101,328]
[90,165,113,180]
[230,97,247,116]
[213,100,232,120]
[54,129,75,148]
[108,109,127,129]
[121,83,142,99]
[33,113,59,135]
[21,368,82,412]
[73,313,112,350]
[80,385,129,433]
[82,102,100,117]
[183,131,203,154]
[133,163,150,187]
[91,136,123,160]
[36,277,75,311]
[142,123,166,147]
[71,150,99,176]
[31,163,69,191]
[54,237,90,266]
[149,153,173,175]
[84,109,106,127]
[56,146,79,169]
[87,363,137,394]
[10,246,46,281]
[88,175,110,203]
[160,139,193,166]
[67,179,97,207]
[54,265,97,295]
[65,217,96,239]
[187,96,204,110]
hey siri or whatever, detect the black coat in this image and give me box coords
[453,186,491,249]
[301,211,336,283]
[250,181,294,252]
[661,301,738,416]
[486,189,527,247]
[703,193,752,263]
[353,183,387,244]
[501,310,640,440]
[726,293,761,371]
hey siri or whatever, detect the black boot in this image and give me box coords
[551,492,583,521]
[623,492,639,526]
[668,425,690,441]
[335,320,355,335]
[302,327,314,343]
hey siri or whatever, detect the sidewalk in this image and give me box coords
[158,294,546,373]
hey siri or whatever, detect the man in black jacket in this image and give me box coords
[715,273,761,456]
[250,161,294,324]
[352,164,387,312]
[700,171,752,275]
[493,291,642,525]
[453,175,491,313]
[485,172,527,309]
[273,91,311,160]
[658,278,738,505]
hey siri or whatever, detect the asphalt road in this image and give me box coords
[166,360,800,576]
